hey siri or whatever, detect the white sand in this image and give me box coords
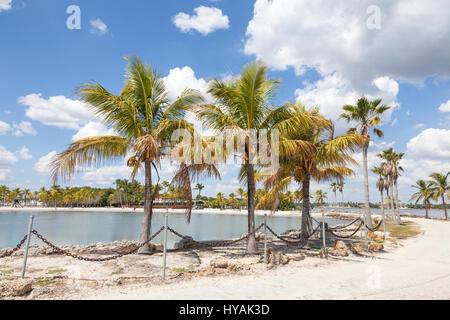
[91,218,450,300]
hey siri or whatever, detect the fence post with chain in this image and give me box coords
[21,215,34,279]
[264,214,267,265]
[162,214,168,281]
[322,212,326,252]
[364,216,368,249]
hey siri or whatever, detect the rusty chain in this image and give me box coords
[167,224,265,248]
[265,224,321,245]
[0,235,28,259]
[31,227,165,262]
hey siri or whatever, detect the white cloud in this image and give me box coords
[0,145,18,182]
[13,121,37,136]
[390,118,398,127]
[90,19,109,36]
[173,6,229,35]
[72,121,115,141]
[0,121,11,135]
[295,73,399,134]
[18,93,95,130]
[245,0,450,89]
[414,123,425,129]
[34,151,57,176]
[406,128,450,161]
[82,165,132,186]
[439,100,450,113]
[18,146,32,159]
[0,0,12,11]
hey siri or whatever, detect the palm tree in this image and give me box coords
[378,148,404,224]
[194,62,317,253]
[337,181,345,206]
[314,190,328,204]
[194,183,205,199]
[410,180,434,219]
[51,56,216,254]
[330,182,338,206]
[262,106,365,237]
[372,166,386,222]
[340,97,391,227]
[429,172,449,220]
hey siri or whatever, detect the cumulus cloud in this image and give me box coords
[173,6,229,35]
[295,73,399,134]
[18,146,32,160]
[82,165,133,186]
[406,128,450,161]
[0,121,11,135]
[0,0,12,11]
[72,121,115,141]
[90,19,109,36]
[18,93,95,130]
[0,145,18,182]
[439,100,450,113]
[245,0,450,90]
[34,151,57,176]
[13,121,37,136]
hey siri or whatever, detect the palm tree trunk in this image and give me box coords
[442,195,448,220]
[301,173,313,238]
[425,203,429,219]
[138,159,153,254]
[390,185,398,224]
[246,163,258,254]
[362,145,373,228]
[380,190,385,221]
[394,181,402,224]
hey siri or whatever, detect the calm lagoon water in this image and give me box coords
[0,211,344,249]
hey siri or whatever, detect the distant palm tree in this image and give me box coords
[314,190,328,204]
[410,180,434,219]
[337,181,345,205]
[51,56,217,254]
[372,166,386,221]
[340,97,391,227]
[330,182,338,206]
[378,148,404,224]
[194,183,205,199]
[429,172,449,220]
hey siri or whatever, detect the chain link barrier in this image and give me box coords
[167,224,265,248]
[31,227,164,262]
[0,235,28,259]
[265,224,321,245]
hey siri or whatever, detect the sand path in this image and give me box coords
[92,218,450,300]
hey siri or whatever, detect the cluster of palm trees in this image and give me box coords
[371,148,405,224]
[410,172,449,220]
[48,56,392,254]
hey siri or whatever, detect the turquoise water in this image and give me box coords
[0,211,344,249]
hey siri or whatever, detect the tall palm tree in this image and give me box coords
[410,180,434,219]
[378,148,404,224]
[429,172,449,220]
[51,56,216,254]
[337,181,345,205]
[340,97,391,227]
[193,62,318,253]
[261,106,365,237]
[330,182,338,206]
[372,166,386,222]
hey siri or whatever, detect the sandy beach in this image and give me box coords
[1,215,449,300]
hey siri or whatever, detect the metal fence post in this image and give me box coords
[264,214,267,265]
[383,216,386,241]
[21,215,34,279]
[322,212,326,251]
[364,216,368,249]
[162,214,168,281]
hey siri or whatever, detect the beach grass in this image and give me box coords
[385,220,421,239]
[47,268,67,275]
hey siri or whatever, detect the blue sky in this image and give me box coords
[0,0,449,203]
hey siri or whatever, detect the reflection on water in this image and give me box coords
[0,211,344,249]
